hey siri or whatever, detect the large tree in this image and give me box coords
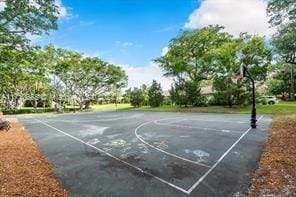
[0,47,46,110]
[272,22,296,99]
[212,35,271,107]
[267,0,296,100]
[33,45,128,111]
[0,0,59,47]
[155,25,230,83]
[155,25,230,106]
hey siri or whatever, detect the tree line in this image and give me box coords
[124,0,296,108]
[0,1,127,112]
[123,80,164,107]
[0,0,295,112]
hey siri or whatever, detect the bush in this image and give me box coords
[24,100,51,108]
[2,107,78,115]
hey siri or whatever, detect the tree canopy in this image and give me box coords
[0,0,59,47]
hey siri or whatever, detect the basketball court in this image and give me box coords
[20,111,271,196]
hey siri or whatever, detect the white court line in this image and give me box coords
[186,115,264,194]
[154,119,242,133]
[31,114,144,123]
[181,117,248,124]
[134,119,212,168]
[33,115,264,195]
[33,118,189,195]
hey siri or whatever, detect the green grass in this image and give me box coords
[2,102,295,115]
[126,101,296,114]
[91,103,133,111]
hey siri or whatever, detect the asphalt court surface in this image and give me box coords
[20,111,271,197]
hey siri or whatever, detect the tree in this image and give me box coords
[141,84,149,106]
[0,48,44,110]
[170,82,187,106]
[53,50,127,110]
[155,25,230,106]
[130,88,144,107]
[267,0,296,100]
[211,35,271,107]
[272,22,296,100]
[33,45,128,111]
[0,0,59,47]
[122,88,132,103]
[267,0,296,27]
[266,62,295,99]
[155,25,230,83]
[148,80,164,107]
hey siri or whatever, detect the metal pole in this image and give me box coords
[243,66,257,128]
[250,78,257,128]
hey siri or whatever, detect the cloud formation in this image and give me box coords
[184,0,274,37]
[118,62,173,90]
[55,0,69,19]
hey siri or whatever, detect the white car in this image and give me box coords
[265,96,278,105]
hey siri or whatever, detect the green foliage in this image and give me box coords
[148,80,164,107]
[157,25,271,107]
[212,77,246,107]
[268,0,296,100]
[0,47,47,110]
[37,45,128,110]
[141,84,149,106]
[155,25,230,82]
[211,35,271,107]
[0,0,59,47]
[170,81,206,106]
[267,0,296,27]
[266,63,295,98]
[24,100,51,108]
[130,88,145,107]
[122,88,132,103]
[272,22,296,64]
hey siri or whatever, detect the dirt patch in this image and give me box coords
[0,117,67,196]
[249,114,296,196]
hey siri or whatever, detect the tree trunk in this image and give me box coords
[228,95,233,108]
[290,65,295,100]
[84,100,91,109]
[34,100,37,109]
[79,100,83,111]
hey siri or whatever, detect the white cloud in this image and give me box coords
[0,2,6,11]
[184,0,275,37]
[118,62,173,90]
[161,46,169,56]
[55,0,69,19]
[116,41,134,48]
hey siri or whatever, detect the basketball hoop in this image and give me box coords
[231,75,243,82]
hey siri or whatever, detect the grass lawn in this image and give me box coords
[91,103,133,111]
[126,101,296,114]
[2,101,295,115]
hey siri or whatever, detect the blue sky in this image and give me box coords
[34,0,272,90]
[37,0,200,66]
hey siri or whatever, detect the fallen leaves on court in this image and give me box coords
[0,116,67,196]
[249,114,296,196]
